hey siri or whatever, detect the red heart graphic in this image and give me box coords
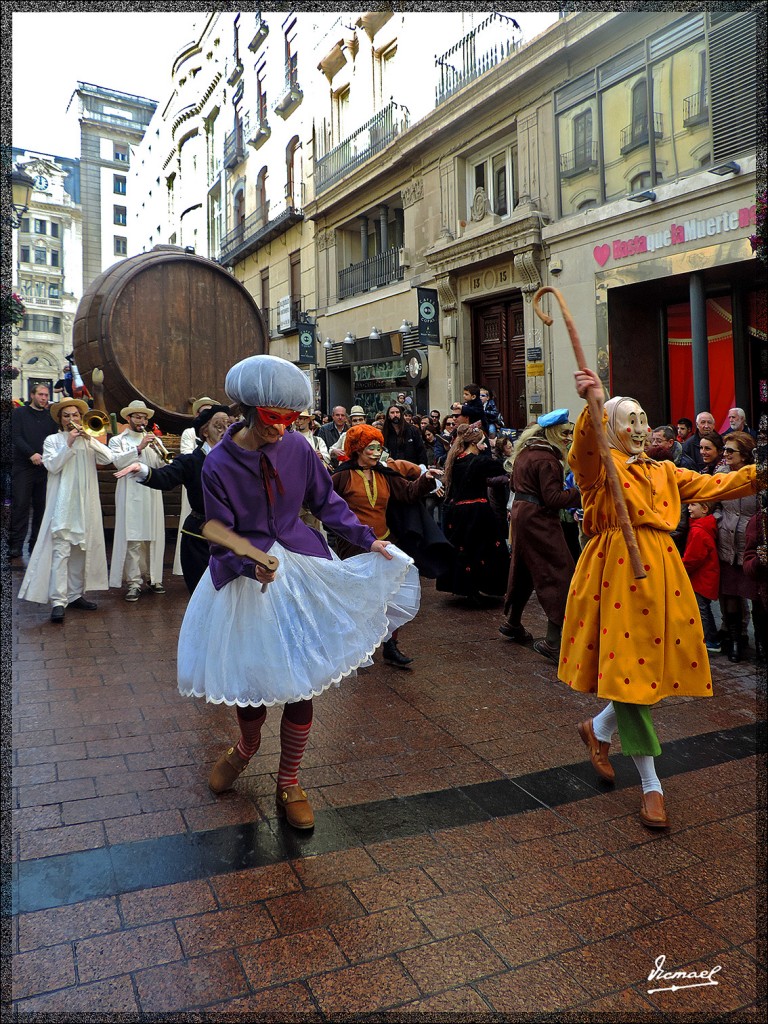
[593,244,610,267]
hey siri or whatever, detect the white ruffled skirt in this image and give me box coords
[177,542,419,707]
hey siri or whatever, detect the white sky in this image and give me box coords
[12,11,202,159]
[11,10,560,160]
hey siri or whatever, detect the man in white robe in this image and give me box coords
[19,399,114,623]
[108,400,168,601]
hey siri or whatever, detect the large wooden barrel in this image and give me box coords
[73,245,267,433]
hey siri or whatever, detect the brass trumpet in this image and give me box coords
[139,426,172,462]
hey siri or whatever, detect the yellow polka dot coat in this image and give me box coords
[559,406,756,705]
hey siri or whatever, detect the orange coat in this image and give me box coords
[559,406,756,705]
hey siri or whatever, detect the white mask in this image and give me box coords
[604,397,650,457]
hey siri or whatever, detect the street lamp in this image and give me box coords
[343,331,356,345]
[369,327,381,340]
[398,318,414,334]
[8,166,35,228]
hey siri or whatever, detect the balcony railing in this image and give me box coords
[274,54,302,117]
[683,92,709,126]
[338,247,404,300]
[277,298,303,334]
[316,101,410,193]
[219,199,304,267]
[435,13,521,106]
[223,119,248,169]
[559,141,599,177]
[620,112,663,153]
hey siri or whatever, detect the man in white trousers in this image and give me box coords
[109,400,168,601]
[18,399,114,623]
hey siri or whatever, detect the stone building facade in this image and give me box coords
[129,8,762,427]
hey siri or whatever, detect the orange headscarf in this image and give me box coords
[344,424,384,457]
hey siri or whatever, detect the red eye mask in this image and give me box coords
[255,408,301,426]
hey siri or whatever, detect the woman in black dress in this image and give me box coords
[436,423,510,603]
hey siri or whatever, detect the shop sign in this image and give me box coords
[298,322,316,364]
[417,288,440,346]
[593,204,757,266]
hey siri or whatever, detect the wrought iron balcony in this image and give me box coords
[223,121,247,169]
[435,13,521,106]
[274,54,302,118]
[620,112,663,153]
[683,92,709,126]
[316,101,410,194]
[559,141,599,178]
[219,199,304,267]
[338,246,404,300]
[277,298,303,335]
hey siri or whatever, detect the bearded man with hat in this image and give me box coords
[173,396,219,577]
[18,397,115,622]
[177,354,418,831]
[108,400,168,601]
[114,405,230,594]
[499,408,580,663]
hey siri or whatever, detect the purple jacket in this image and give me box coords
[202,426,377,590]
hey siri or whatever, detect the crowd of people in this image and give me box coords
[9,361,763,833]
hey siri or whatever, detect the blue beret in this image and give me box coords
[538,408,570,428]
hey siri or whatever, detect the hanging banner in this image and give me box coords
[417,288,440,346]
[298,322,316,364]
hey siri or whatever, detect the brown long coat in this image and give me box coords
[504,441,580,623]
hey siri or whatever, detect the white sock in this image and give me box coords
[632,755,663,794]
[592,703,617,744]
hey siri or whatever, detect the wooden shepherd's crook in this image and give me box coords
[533,286,646,581]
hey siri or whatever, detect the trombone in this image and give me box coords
[67,409,111,446]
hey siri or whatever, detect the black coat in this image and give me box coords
[382,421,426,465]
[140,446,209,594]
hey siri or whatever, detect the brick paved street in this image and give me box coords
[7,543,765,1019]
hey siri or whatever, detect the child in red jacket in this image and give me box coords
[683,501,721,654]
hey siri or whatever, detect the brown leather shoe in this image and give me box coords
[276,784,315,830]
[640,790,670,829]
[208,746,249,794]
[578,718,615,782]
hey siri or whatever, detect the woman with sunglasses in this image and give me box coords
[716,432,759,662]
[177,356,417,830]
[499,410,580,661]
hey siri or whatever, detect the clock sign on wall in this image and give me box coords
[33,175,49,191]
[406,349,429,386]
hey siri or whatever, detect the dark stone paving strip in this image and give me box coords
[11,722,762,915]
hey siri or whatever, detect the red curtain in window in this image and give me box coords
[666,297,735,433]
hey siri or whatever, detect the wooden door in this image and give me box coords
[473,297,527,430]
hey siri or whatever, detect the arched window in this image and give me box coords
[286,136,301,209]
[257,167,268,221]
[631,80,648,144]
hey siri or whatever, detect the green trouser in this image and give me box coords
[613,701,662,757]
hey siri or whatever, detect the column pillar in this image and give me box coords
[689,272,709,414]
[359,217,369,260]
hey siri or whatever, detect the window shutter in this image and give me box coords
[709,10,757,162]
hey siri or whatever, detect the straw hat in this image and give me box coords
[50,398,89,423]
[120,400,154,420]
[192,395,217,416]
